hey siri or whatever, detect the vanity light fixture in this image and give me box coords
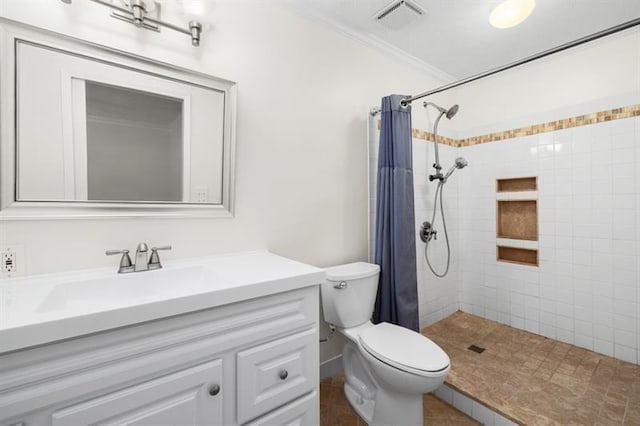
[489,0,536,29]
[60,0,204,46]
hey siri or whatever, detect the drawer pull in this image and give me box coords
[278,369,288,380]
[208,384,221,396]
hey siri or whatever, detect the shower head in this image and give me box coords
[446,104,459,119]
[454,157,468,169]
[424,102,459,120]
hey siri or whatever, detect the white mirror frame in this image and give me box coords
[0,19,237,220]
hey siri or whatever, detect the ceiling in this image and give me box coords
[281,0,640,81]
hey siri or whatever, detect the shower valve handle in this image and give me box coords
[419,221,437,243]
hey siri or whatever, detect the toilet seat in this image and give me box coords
[359,322,450,376]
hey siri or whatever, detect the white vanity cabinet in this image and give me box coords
[0,285,320,426]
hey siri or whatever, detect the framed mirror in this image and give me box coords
[0,20,237,219]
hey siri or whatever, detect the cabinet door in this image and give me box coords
[51,359,223,426]
[244,391,318,426]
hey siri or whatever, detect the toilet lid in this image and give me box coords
[325,262,380,281]
[359,323,450,373]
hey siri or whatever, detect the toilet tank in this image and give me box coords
[322,262,380,328]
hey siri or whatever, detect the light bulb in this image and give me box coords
[489,0,535,29]
[179,0,211,34]
[181,0,210,19]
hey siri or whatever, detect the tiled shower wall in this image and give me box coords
[368,117,460,328]
[369,110,640,365]
[458,115,640,364]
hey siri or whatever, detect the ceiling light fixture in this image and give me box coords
[489,0,536,29]
[60,0,205,46]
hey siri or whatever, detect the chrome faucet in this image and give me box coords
[134,242,149,272]
[106,243,172,273]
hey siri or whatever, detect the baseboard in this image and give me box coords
[320,354,343,380]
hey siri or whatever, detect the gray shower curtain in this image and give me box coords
[373,94,419,332]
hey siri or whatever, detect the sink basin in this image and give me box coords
[36,266,210,314]
[0,250,325,354]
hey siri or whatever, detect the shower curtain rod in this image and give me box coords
[398,17,640,107]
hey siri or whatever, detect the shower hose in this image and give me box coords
[424,179,451,278]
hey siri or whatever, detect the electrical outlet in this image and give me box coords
[2,252,15,273]
[0,245,24,278]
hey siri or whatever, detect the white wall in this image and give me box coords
[0,0,448,363]
[452,28,640,138]
[453,27,640,364]
[0,0,447,273]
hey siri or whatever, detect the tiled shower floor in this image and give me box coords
[422,311,640,425]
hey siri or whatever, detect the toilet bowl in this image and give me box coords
[321,262,450,426]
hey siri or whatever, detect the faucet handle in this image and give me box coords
[148,245,172,270]
[105,249,134,273]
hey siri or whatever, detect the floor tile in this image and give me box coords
[422,311,640,426]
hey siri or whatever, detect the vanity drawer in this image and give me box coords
[244,391,318,426]
[236,328,318,424]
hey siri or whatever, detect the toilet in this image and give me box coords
[322,262,450,426]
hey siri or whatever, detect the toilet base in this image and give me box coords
[344,381,375,423]
[342,341,426,425]
[344,381,423,426]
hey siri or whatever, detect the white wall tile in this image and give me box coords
[494,414,518,426]
[457,117,639,364]
[614,344,638,364]
[472,401,496,426]
[594,339,615,357]
[452,391,473,416]
[434,385,453,404]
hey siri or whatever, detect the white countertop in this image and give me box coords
[0,251,325,354]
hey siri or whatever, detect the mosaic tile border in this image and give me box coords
[405,103,640,148]
[410,127,459,146]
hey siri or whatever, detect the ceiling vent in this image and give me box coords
[375,0,424,30]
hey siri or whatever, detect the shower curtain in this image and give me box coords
[373,94,419,332]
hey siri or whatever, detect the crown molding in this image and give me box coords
[277,0,456,84]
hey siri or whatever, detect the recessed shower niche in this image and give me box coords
[496,176,537,193]
[496,200,538,240]
[496,177,538,266]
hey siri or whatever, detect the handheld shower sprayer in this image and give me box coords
[444,157,468,180]
[420,102,466,278]
[455,156,468,168]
